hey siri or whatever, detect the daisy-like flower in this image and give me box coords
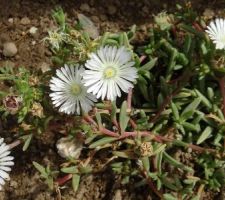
[0,138,14,190]
[82,46,138,101]
[206,18,225,50]
[49,65,97,115]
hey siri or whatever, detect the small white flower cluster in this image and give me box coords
[45,30,68,50]
[206,18,225,50]
[49,46,138,115]
[0,138,14,190]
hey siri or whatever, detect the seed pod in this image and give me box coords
[139,142,154,157]
[3,95,23,115]
[56,137,83,159]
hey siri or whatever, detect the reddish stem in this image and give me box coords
[140,170,163,199]
[120,131,151,139]
[112,119,119,129]
[129,118,137,129]
[83,114,98,127]
[150,71,191,123]
[8,139,22,150]
[140,55,147,63]
[99,127,120,137]
[56,174,73,186]
[192,22,203,31]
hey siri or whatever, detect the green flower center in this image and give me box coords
[104,67,116,79]
[70,83,82,95]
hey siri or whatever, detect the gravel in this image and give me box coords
[3,42,18,57]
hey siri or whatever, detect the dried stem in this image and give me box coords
[150,71,191,123]
[218,77,225,117]
[8,139,22,150]
[140,169,163,199]
[99,127,120,137]
[83,114,98,127]
[139,55,147,63]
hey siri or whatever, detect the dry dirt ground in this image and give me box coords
[0,0,225,199]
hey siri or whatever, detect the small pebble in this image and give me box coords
[8,18,14,23]
[3,42,18,57]
[31,41,36,45]
[91,16,100,23]
[39,62,51,73]
[20,17,31,25]
[80,3,90,12]
[107,5,117,15]
[100,14,108,21]
[29,26,38,35]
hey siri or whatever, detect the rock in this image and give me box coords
[3,42,17,57]
[107,5,117,15]
[20,17,31,25]
[8,18,14,23]
[203,8,215,19]
[39,62,51,73]
[29,26,38,35]
[80,3,90,12]
[100,14,108,21]
[91,16,100,23]
[112,190,122,200]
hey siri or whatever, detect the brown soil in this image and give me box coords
[0,0,225,199]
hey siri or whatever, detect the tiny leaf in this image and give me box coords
[119,101,130,133]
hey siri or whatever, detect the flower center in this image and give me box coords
[104,67,116,79]
[70,84,82,95]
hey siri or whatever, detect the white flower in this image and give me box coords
[0,138,14,190]
[82,46,138,101]
[206,18,225,50]
[49,65,97,115]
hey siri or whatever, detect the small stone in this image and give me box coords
[203,8,215,19]
[112,190,122,200]
[8,18,14,23]
[107,5,117,15]
[91,16,99,23]
[29,26,38,35]
[39,62,51,73]
[31,41,36,45]
[3,42,18,57]
[99,14,108,21]
[15,55,20,60]
[20,17,31,25]
[80,3,90,12]
[21,31,26,36]
[10,180,18,188]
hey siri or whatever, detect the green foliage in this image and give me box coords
[1,4,225,199]
[33,162,58,190]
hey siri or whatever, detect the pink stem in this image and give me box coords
[56,174,73,186]
[140,55,147,63]
[8,139,22,150]
[99,127,120,137]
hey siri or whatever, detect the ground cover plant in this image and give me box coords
[0,2,225,200]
